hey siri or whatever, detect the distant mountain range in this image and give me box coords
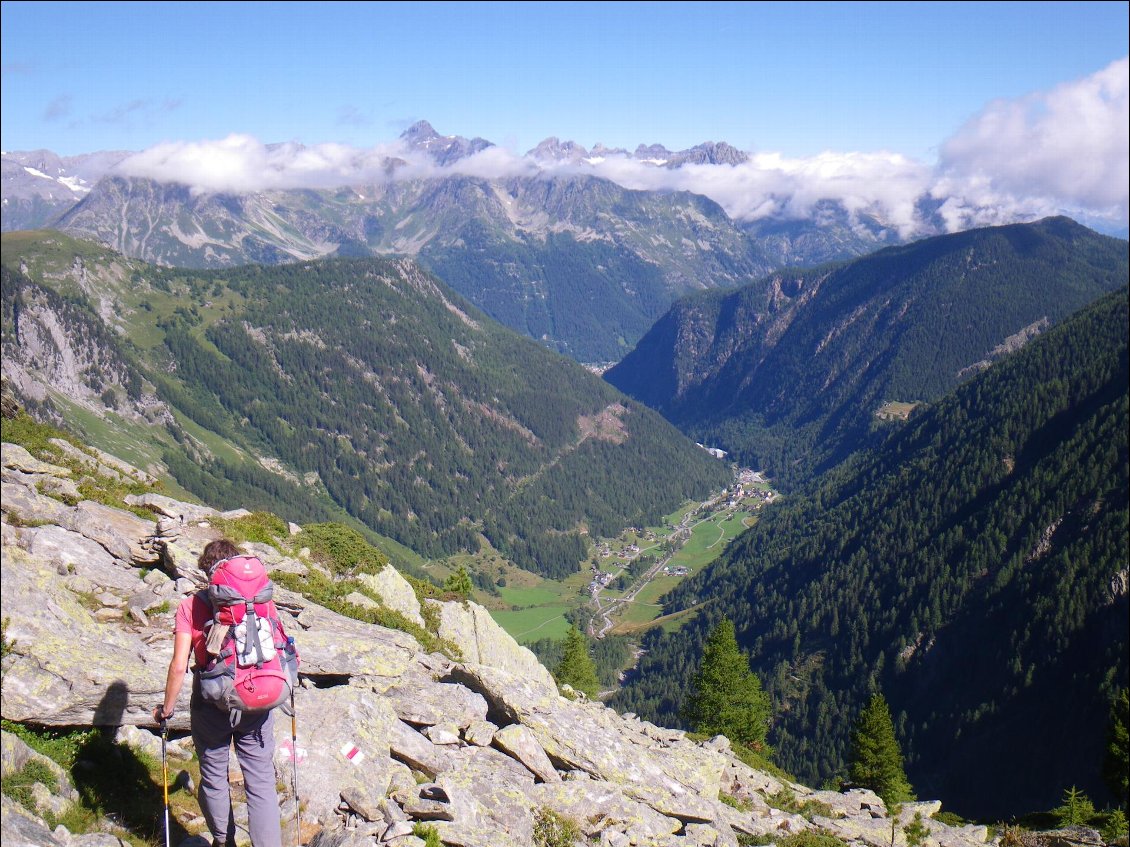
[606,216,1130,487]
[2,122,915,361]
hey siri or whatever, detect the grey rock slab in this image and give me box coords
[358,565,425,628]
[383,677,488,729]
[0,546,173,727]
[428,599,556,695]
[123,493,216,522]
[531,780,683,841]
[48,438,156,485]
[23,525,143,593]
[274,586,418,682]
[36,476,81,502]
[1,481,70,526]
[61,500,155,563]
[491,723,560,783]
[271,685,395,827]
[451,663,727,798]
[1,443,70,477]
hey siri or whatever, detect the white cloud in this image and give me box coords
[113,57,1129,233]
[935,56,1129,230]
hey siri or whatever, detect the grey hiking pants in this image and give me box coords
[191,703,282,847]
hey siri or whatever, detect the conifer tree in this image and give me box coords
[1104,688,1129,808]
[554,625,600,699]
[849,692,914,806]
[682,617,772,749]
[443,564,473,599]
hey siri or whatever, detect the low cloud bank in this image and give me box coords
[116,57,1129,234]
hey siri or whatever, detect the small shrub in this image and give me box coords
[905,812,929,847]
[1101,809,1128,842]
[720,792,754,812]
[1,758,59,811]
[300,522,388,576]
[533,807,581,847]
[775,831,850,847]
[213,511,290,547]
[934,811,966,827]
[1055,786,1096,827]
[412,823,442,847]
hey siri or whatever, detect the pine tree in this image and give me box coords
[1055,786,1095,827]
[443,565,473,599]
[682,617,772,749]
[554,626,600,699]
[1104,688,1129,808]
[849,692,914,806]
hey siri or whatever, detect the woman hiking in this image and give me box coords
[154,539,283,847]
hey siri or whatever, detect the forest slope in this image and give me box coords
[606,217,1129,488]
[1,234,729,578]
[613,286,1130,819]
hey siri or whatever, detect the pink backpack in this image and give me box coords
[197,555,299,720]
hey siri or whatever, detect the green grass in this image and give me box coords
[498,585,566,606]
[491,604,575,642]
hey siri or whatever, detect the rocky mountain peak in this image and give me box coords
[634,143,673,162]
[668,141,750,168]
[398,120,494,166]
[529,137,590,162]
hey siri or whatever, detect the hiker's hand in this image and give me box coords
[153,704,171,723]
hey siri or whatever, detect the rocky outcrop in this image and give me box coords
[1,438,997,847]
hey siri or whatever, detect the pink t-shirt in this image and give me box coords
[174,593,212,669]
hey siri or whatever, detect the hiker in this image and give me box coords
[154,539,284,847]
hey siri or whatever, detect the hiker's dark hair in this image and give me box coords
[198,539,240,575]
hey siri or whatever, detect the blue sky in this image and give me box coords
[2,1,1126,160]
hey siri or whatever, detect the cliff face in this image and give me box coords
[0,430,992,847]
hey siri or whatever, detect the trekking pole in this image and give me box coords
[289,638,301,847]
[160,717,171,847]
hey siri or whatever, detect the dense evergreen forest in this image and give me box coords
[613,286,1130,819]
[607,217,1129,489]
[142,257,728,576]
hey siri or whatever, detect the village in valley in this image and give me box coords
[584,465,778,639]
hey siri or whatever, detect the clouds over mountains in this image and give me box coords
[116,57,1129,235]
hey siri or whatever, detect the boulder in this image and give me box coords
[1,730,79,802]
[388,719,451,778]
[123,493,216,522]
[274,586,417,684]
[1,793,67,847]
[62,500,155,564]
[428,600,556,695]
[1,443,70,477]
[491,724,560,783]
[383,675,488,729]
[463,721,496,747]
[1,481,70,526]
[358,566,425,628]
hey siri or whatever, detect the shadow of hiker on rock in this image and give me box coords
[70,679,194,846]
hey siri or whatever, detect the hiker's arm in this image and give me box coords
[154,631,193,722]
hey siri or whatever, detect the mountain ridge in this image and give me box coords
[605,216,1130,486]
